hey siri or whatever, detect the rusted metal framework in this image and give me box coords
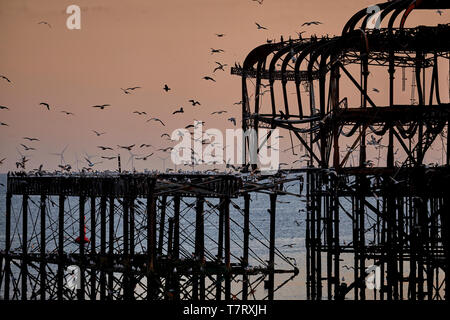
[233,0,449,300]
[0,173,299,300]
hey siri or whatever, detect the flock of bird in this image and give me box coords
[0,0,331,174]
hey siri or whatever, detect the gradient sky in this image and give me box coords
[0,0,448,172]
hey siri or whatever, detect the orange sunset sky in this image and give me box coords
[0,0,448,172]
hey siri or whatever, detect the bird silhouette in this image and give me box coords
[161,133,170,139]
[23,137,39,141]
[215,33,225,37]
[212,110,227,115]
[0,122,8,126]
[214,62,227,72]
[147,118,165,126]
[0,105,9,110]
[61,111,74,116]
[92,104,110,110]
[121,86,141,94]
[0,75,11,83]
[172,107,184,115]
[20,144,36,151]
[203,76,216,82]
[228,117,236,125]
[255,22,268,30]
[188,99,201,106]
[140,143,152,148]
[372,88,380,93]
[101,156,117,160]
[163,84,171,92]
[39,102,50,110]
[97,146,114,151]
[252,0,264,4]
[117,144,135,151]
[38,21,52,28]
[136,153,154,161]
[301,21,322,26]
[133,111,147,115]
[92,130,106,136]
[210,48,225,54]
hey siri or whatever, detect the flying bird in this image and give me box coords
[117,144,135,151]
[255,22,268,30]
[0,122,8,126]
[61,111,75,116]
[214,62,227,72]
[20,144,36,151]
[133,111,147,115]
[97,146,114,151]
[212,110,227,115]
[92,130,106,136]
[136,153,154,161]
[92,104,110,110]
[0,75,11,83]
[147,118,165,126]
[121,86,141,94]
[210,48,225,54]
[38,21,52,28]
[436,9,443,15]
[203,76,216,82]
[215,33,225,37]
[23,137,39,141]
[161,133,170,139]
[172,107,184,115]
[228,117,236,125]
[101,156,117,160]
[0,158,6,165]
[252,0,264,4]
[188,99,201,106]
[163,84,171,92]
[140,143,152,148]
[301,21,322,27]
[39,102,50,110]
[372,88,380,93]
[0,105,9,110]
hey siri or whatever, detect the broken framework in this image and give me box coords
[0,173,300,300]
[233,0,449,300]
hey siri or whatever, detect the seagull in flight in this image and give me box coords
[147,118,165,126]
[0,158,6,165]
[97,146,114,151]
[372,88,380,93]
[252,0,264,4]
[203,76,216,82]
[211,48,225,54]
[163,84,171,92]
[140,143,152,148]
[214,62,227,72]
[228,117,236,126]
[61,111,75,116]
[255,22,268,30]
[133,111,147,115]
[20,144,36,151]
[301,21,322,27]
[101,156,117,160]
[23,137,40,141]
[0,122,9,126]
[215,33,225,37]
[172,107,184,115]
[161,133,170,139]
[38,21,52,28]
[0,75,11,83]
[188,99,201,106]
[0,105,9,110]
[39,102,50,110]
[136,153,154,161]
[212,110,227,115]
[92,130,106,136]
[92,104,110,110]
[436,9,443,15]
[118,144,135,151]
[121,86,141,94]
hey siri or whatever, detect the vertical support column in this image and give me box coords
[57,195,65,300]
[224,197,231,300]
[268,193,277,300]
[216,198,224,300]
[242,193,250,300]
[108,197,114,300]
[78,196,86,300]
[173,196,180,300]
[90,196,96,300]
[194,196,205,300]
[146,192,157,300]
[99,196,107,300]
[158,196,167,255]
[21,194,28,300]
[122,197,130,300]
[4,191,12,300]
[40,195,46,300]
